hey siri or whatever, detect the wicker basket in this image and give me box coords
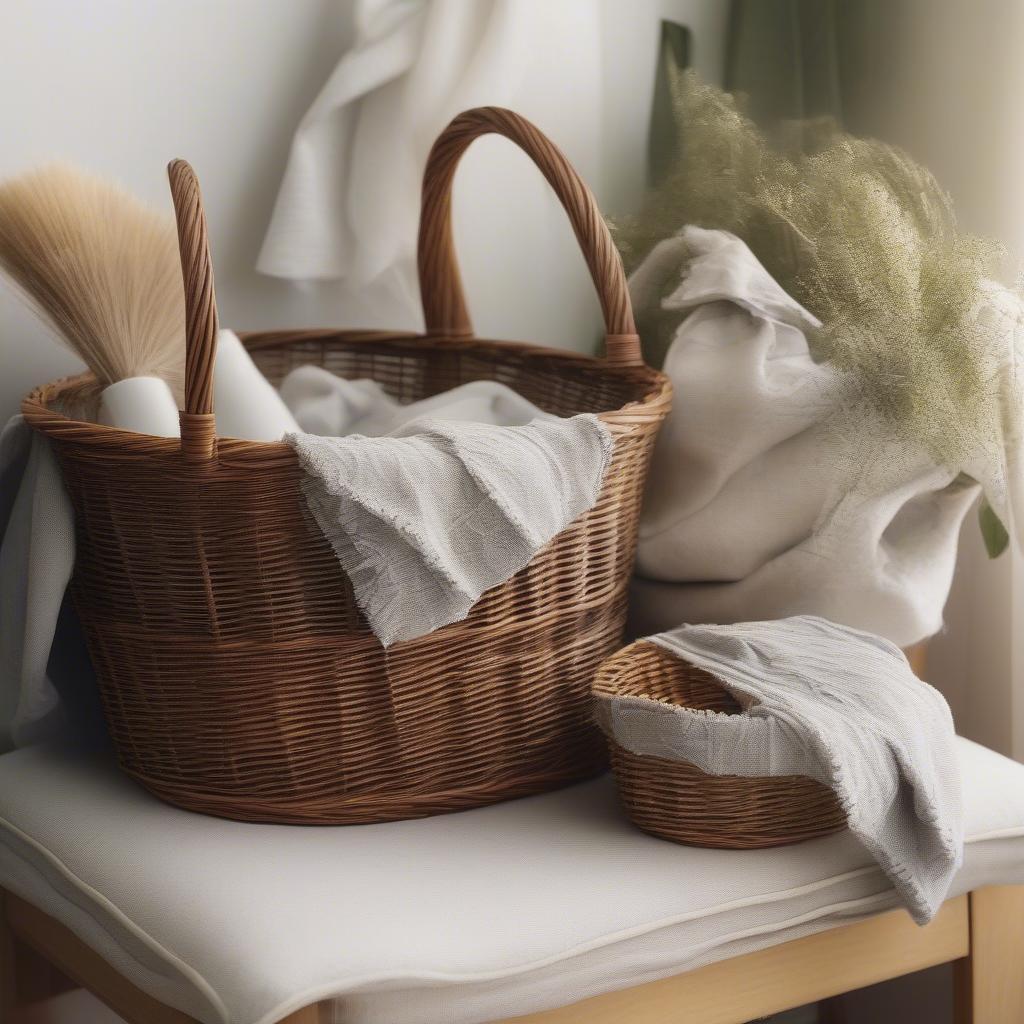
[593,640,847,849]
[22,107,670,825]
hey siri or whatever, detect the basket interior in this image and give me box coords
[245,331,660,419]
[596,642,742,715]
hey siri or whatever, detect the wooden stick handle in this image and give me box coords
[168,159,219,463]
[418,107,643,367]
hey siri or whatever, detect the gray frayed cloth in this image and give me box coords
[287,414,613,647]
[595,616,963,924]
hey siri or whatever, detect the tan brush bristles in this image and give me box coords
[594,642,848,849]
[0,164,185,400]
[22,112,671,825]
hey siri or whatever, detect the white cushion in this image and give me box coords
[1,739,1022,1024]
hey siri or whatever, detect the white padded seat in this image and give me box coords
[1,738,1023,1024]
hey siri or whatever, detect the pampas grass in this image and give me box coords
[0,164,184,399]
[611,71,1013,477]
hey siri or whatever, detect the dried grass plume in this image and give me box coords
[0,164,185,398]
[612,71,1016,478]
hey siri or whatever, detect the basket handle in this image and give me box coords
[418,107,643,368]
[168,159,219,464]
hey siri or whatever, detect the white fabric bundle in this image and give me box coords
[280,364,556,437]
[287,415,612,647]
[629,227,984,647]
[595,616,963,924]
[0,416,107,749]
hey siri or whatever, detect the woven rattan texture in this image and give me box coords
[22,108,670,825]
[594,642,847,849]
[26,336,667,824]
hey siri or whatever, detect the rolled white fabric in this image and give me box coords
[97,376,180,437]
[595,616,963,925]
[214,330,300,441]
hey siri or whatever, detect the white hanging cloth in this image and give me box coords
[257,0,603,314]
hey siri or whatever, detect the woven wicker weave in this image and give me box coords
[594,641,848,849]
[22,108,670,825]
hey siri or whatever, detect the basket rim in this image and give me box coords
[22,327,671,455]
[593,639,742,713]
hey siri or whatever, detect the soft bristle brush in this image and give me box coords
[0,164,185,428]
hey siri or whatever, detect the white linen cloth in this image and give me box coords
[0,416,94,749]
[257,0,601,303]
[287,414,611,646]
[279,363,556,437]
[629,227,987,647]
[595,616,963,925]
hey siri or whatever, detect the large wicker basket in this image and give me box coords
[22,108,670,825]
[594,641,847,849]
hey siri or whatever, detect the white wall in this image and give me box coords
[1,0,351,419]
[0,0,728,425]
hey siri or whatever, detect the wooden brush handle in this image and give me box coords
[168,159,219,463]
[418,106,643,367]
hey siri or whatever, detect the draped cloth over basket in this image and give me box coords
[288,414,613,648]
[595,617,963,924]
[21,107,670,825]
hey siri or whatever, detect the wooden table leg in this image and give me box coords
[0,890,18,1014]
[954,886,1024,1023]
[1,890,81,1012]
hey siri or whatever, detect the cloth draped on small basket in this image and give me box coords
[594,615,963,924]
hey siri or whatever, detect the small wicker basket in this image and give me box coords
[593,640,848,849]
[23,108,670,825]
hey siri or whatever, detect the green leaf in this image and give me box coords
[979,498,1010,558]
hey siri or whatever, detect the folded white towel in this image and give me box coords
[279,364,557,436]
[595,615,963,925]
[287,415,612,646]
